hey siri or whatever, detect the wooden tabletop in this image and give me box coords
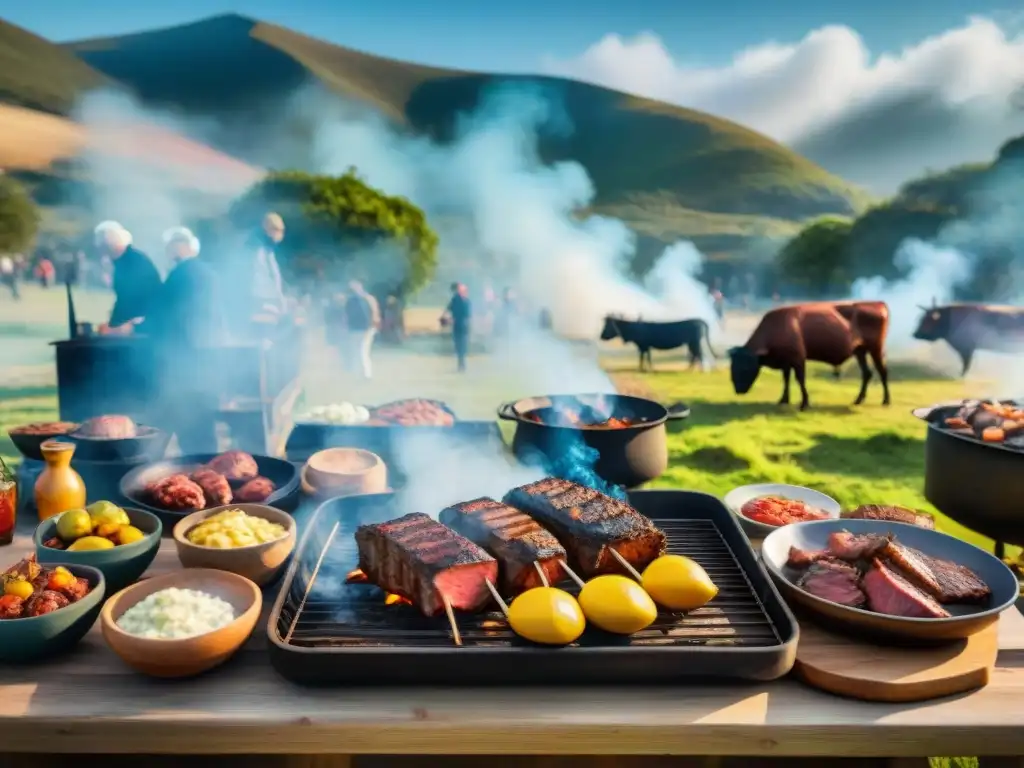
[3,535,1024,758]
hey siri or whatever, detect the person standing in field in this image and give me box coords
[343,279,380,379]
[441,282,472,372]
[0,255,19,300]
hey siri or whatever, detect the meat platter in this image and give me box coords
[760,518,1018,642]
[266,486,798,685]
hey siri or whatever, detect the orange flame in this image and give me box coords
[385,593,413,606]
[346,568,368,583]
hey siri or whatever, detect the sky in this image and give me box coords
[6,1,1024,189]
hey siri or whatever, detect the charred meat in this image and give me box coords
[205,450,259,483]
[843,505,935,530]
[503,477,665,577]
[786,546,829,568]
[354,512,498,616]
[882,541,991,604]
[146,474,205,511]
[190,469,232,507]
[941,399,1024,445]
[439,497,566,594]
[862,558,951,619]
[235,476,276,503]
[827,530,891,561]
[798,560,866,608]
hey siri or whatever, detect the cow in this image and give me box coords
[600,316,717,372]
[728,301,891,410]
[912,302,1024,376]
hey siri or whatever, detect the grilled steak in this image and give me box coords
[439,497,566,594]
[843,505,935,530]
[828,530,891,561]
[787,546,828,568]
[503,478,666,577]
[882,541,991,604]
[797,560,865,607]
[862,558,950,618]
[354,513,498,617]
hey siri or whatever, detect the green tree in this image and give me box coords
[777,215,854,294]
[229,169,439,298]
[0,174,40,254]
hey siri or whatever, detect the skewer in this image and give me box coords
[532,560,550,587]
[284,521,340,645]
[441,594,462,646]
[558,559,586,589]
[608,548,644,581]
[484,579,511,616]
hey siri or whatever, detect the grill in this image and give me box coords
[267,490,799,685]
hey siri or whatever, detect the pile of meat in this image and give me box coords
[351,477,667,616]
[367,399,455,427]
[842,504,935,530]
[143,450,277,512]
[942,399,1024,446]
[0,556,92,620]
[74,414,139,439]
[787,530,991,619]
[9,422,78,436]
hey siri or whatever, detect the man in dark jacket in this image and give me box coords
[441,282,472,372]
[342,280,380,378]
[94,221,162,335]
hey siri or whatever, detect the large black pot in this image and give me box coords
[497,393,690,489]
[913,401,1024,546]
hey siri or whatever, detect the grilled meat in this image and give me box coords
[235,476,276,503]
[24,589,70,617]
[882,541,991,604]
[205,450,259,483]
[797,560,866,607]
[787,546,829,568]
[77,414,137,439]
[190,468,232,507]
[502,477,666,577]
[843,505,935,530]
[355,512,498,616]
[9,422,77,436]
[862,558,951,618]
[146,474,205,511]
[827,530,891,561]
[439,497,566,594]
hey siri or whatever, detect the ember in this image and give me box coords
[345,568,368,583]
[346,568,413,606]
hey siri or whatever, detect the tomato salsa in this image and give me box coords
[740,495,829,527]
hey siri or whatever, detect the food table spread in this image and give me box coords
[3,518,1024,766]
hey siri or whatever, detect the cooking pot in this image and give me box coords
[497,393,690,489]
[912,400,1024,546]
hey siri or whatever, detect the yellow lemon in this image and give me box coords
[641,555,719,612]
[86,500,130,528]
[67,535,116,552]
[117,525,145,546]
[506,587,586,645]
[56,508,93,542]
[3,578,34,599]
[578,574,657,635]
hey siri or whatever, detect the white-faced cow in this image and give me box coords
[728,301,891,410]
[913,302,1024,376]
[600,316,716,372]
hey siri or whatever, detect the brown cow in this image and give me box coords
[728,301,891,410]
[913,303,1024,376]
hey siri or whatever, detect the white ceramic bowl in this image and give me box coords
[722,483,840,539]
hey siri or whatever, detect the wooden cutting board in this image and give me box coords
[794,620,999,702]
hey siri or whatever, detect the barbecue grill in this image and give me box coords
[267,490,798,685]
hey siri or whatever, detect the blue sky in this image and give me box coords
[7,0,1010,73]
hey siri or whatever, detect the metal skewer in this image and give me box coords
[284,521,340,645]
[532,561,550,587]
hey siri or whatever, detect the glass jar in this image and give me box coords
[0,474,15,546]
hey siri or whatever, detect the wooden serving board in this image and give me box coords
[794,620,999,703]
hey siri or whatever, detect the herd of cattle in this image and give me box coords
[600,302,1024,410]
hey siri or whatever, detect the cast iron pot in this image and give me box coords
[912,400,1024,546]
[497,393,690,489]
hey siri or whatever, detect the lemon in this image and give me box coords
[578,574,657,635]
[641,555,719,612]
[3,578,34,599]
[56,508,93,542]
[506,587,586,645]
[117,525,145,546]
[86,500,130,528]
[67,535,116,551]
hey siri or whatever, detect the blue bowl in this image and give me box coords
[35,507,162,594]
[0,564,105,662]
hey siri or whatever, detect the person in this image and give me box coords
[494,287,519,337]
[441,282,472,372]
[145,227,226,454]
[242,212,287,334]
[34,255,55,288]
[342,279,380,378]
[94,221,162,336]
[0,255,19,300]
[381,294,405,343]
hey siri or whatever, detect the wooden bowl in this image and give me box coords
[100,568,261,678]
[304,447,387,495]
[172,504,296,586]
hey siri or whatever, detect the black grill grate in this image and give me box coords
[277,517,782,649]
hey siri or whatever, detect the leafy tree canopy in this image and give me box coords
[0,174,40,254]
[776,215,853,294]
[229,169,438,297]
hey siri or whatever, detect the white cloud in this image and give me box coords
[543,18,1024,190]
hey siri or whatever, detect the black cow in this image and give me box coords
[913,302,1024,376]
[600,316,717,371]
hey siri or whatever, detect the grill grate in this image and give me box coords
[277,517,782,649]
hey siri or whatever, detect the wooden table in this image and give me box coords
[3,532,1024,768]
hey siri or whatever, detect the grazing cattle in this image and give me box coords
[728,301,891,410]
[600,316,717,372]
[913,303,1024,376]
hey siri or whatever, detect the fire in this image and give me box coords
[347,568,412,606]
[384,593,413,606]
[345,568,368,583]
